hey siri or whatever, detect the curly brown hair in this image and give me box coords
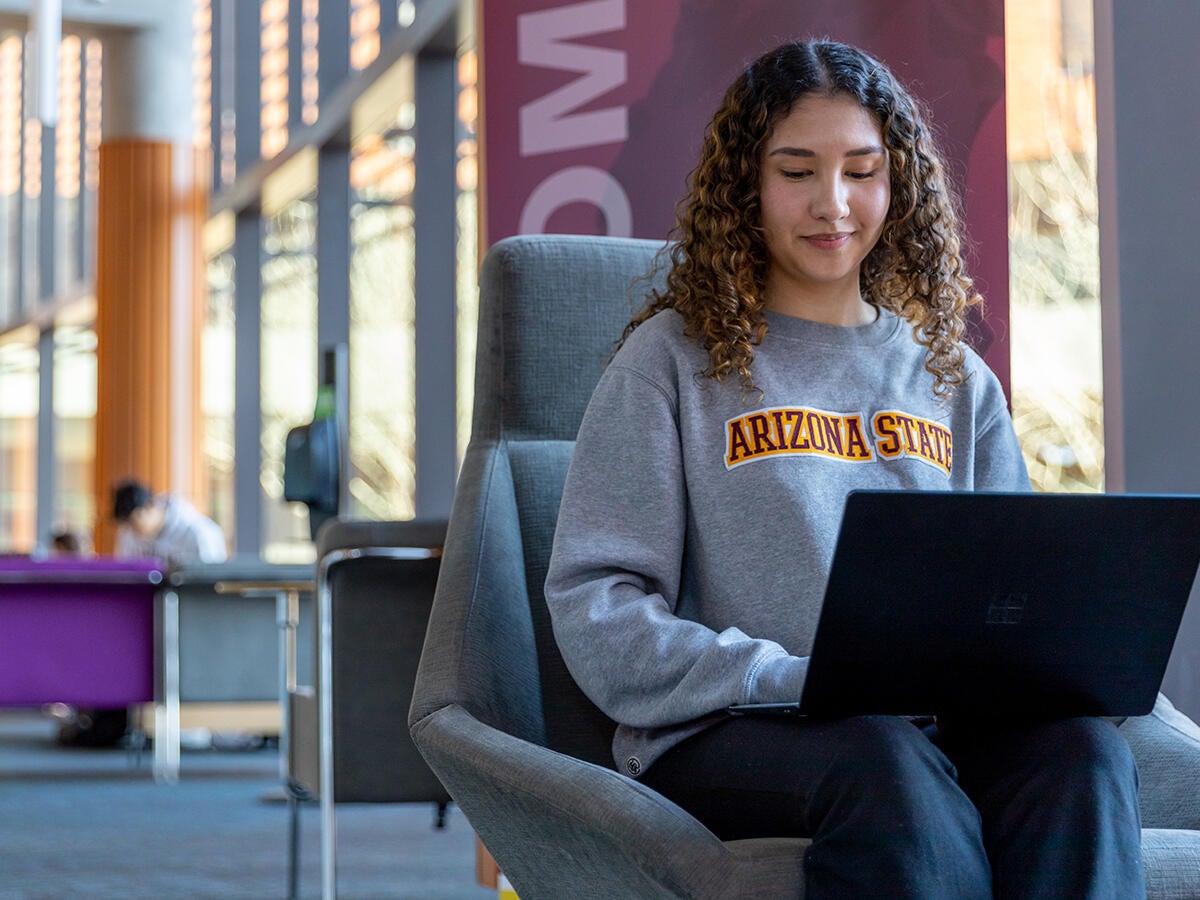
[622,39,980,399]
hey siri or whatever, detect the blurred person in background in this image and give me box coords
[111,478,227,568]
[49,529,88,557]
[57,480,227,748]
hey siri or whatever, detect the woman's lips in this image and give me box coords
[804,232,852,249]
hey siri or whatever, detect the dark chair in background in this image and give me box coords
[287,518,450,900]
[408,233,1200,899]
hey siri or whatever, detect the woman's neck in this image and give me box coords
[762,267,877,326]
[764,285,877,327]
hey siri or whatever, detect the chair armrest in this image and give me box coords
[411,704,801,899]
[315,518,447,559]
[1121,693,1200,829]
[1141,829,1200,899]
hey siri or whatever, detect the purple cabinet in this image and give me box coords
[0,558,164,707]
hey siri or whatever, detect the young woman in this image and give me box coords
[544,40,1143,898]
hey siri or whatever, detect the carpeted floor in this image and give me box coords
[0,710,493,900]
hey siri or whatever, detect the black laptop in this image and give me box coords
[791,491,1200,720]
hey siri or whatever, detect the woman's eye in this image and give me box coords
[781,169,811,180]
[846,169,879,180]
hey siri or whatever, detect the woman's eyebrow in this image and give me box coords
[767,145,885,158]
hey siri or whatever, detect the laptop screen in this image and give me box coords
[799,491,1200,719]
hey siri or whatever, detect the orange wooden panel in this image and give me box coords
[92,140,209,554]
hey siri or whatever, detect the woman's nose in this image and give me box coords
[810,176,850,222]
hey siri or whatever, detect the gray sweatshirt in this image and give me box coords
[115,494,229,567]
[545,308,1031,778]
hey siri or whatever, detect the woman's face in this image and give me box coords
[757,92,890,319]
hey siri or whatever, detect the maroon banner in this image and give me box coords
[481,0,1010,385]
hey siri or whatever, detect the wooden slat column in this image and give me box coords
[93,139,208,554]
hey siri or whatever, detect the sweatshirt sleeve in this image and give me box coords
[545,361,808,731]
[113,525,139,559]
[176,520,228,564]
[195,517,229,563]
[971,368,1033,493]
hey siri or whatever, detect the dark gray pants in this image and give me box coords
[642,715,1144,899]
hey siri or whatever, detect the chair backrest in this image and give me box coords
[411,234,667,767]
[317,518,450,802]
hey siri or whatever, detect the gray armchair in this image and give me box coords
[408,233,1200,898]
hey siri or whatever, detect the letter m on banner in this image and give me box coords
[518,0,628,156]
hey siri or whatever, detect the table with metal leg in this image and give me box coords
[153,586,181,783]
[152,562,314,783]
[213,578,313,783]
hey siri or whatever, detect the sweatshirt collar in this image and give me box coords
[762,306,902,348]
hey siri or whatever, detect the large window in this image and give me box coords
[54,35,83,290]
[0,24,100,553]
[194,0,473,556]
[0,33,21,325]
[346,35,478,519]
[20,38,39,311]
[1006,0,1102,492]
[53,315,96,543]
[202,226,236,544]
[0,326,38,552]
[261,0,289,159]
[82,37,101,281]
[349,118,417,521]
[2,2,487,555]
[455,41,479,462]
[351,0,381,71]
[261,194,318,561]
